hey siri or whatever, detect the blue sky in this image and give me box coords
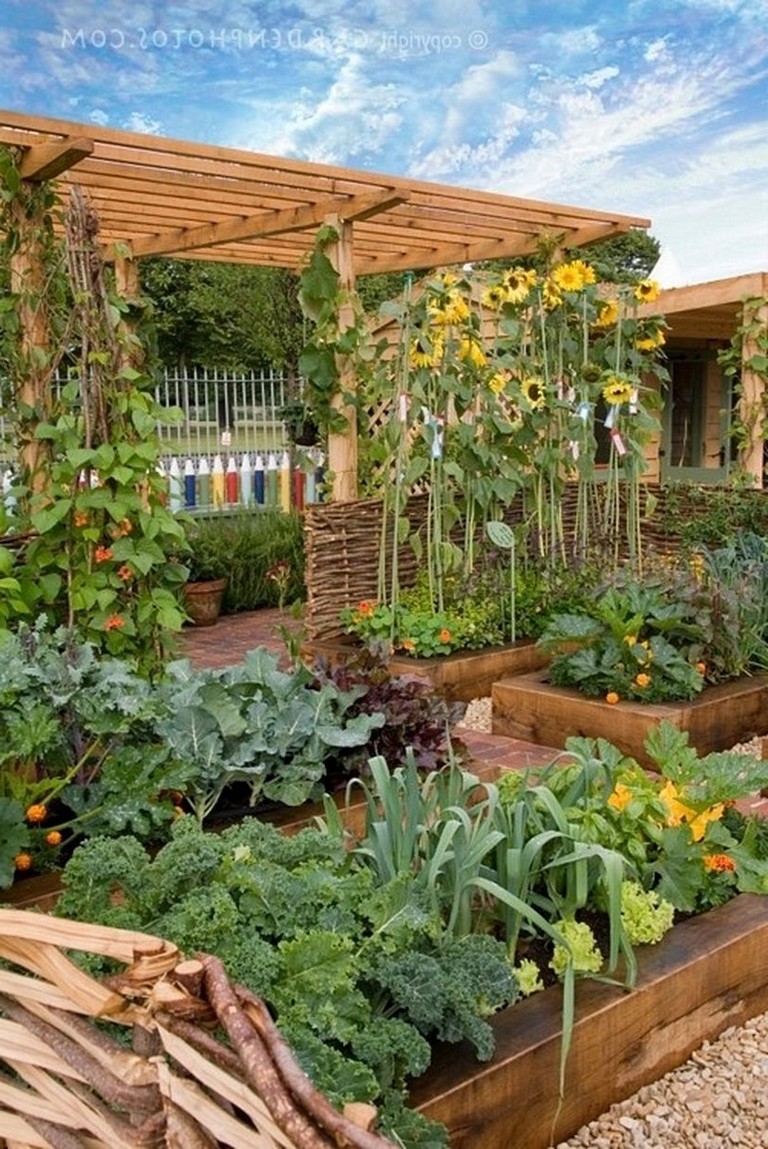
[1,0,767,284]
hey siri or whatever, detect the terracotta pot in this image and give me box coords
[183,578,228,627]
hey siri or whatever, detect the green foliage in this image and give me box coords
[539,581,705,701]
[140,259,305,371]
[0,797,30,887]
[183,509,305,611]
[658,483,768,550]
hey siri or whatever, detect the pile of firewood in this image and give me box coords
[0,909,395,1149]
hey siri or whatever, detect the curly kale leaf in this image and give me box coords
[372,934,517,1061]
[55,835,152,923]
[350,1015,431,1091]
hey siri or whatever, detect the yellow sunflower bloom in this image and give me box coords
[552,260,594,292]
[571,259,596,285]
[482,284,508,311]
[635,329,666,351]
[458,337,487,368]
[593,299,619,328]
[488,371,509,395]
[410,331,444,368]
[433,293,470,324]
[634,278,661,303]
[541,278,562,310]
[521,376,546,409]
[504,267,537,303]
[602,375,634,406]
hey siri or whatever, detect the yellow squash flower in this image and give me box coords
[607,782,633,812]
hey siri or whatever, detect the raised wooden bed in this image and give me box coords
[305,637,547,702]
[492,668,768,766]
[412,893,768,1148]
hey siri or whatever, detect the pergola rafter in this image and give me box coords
[0,107,652,499]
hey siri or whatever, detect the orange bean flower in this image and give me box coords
[94,546,113,563]
[117,564,133,581]
[104,614,125,631]
[73,512,90,528]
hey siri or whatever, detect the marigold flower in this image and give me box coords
[400,638,416,653]
[117,564,133,581]
[634,278,661,303]
[438,628,452,644]
[635,672,651,688]
[26,804,47,824]
[45,831,62,847]
[14,852,33,871]
[104,614,125,631]
[695,662,707,675]
[94,545,113,563]
[704,853,736,873]
[605,691,620,705]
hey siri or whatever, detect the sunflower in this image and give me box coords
[634,278,661,303]
[635,328,666,351]
[601,375,634,406]
[552,260,592,292]
[593,299,619,328]
[541,278,562,310]
[488,370,509,395]
[458,337,487,368]
[410,330,444,368]
[520,376,546,409]
[481,284,508,311]
[504,267,537,303]
[429,292,470,325]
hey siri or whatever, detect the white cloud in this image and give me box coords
[124,111,164,134]
[579,66,620,89]
[88,108,109,125]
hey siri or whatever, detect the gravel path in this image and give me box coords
[458,696,768,1148]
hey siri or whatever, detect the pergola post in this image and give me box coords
[114,254,144,374]
[323,215,358,502]
[737,297,768,486]
[8,187,52,493]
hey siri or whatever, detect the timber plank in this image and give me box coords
[412,894,768,1148]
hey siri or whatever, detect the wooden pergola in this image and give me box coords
[0,108,651,497]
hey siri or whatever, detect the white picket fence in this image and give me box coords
[0,367,291,468]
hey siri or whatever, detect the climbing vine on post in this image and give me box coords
[0,147,188,675]
[718,294,768,485]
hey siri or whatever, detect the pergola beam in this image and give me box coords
[18,137,93,181]
[112,189,409,260]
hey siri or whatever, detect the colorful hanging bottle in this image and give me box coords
[279,451,291,513]
[211,454,225,509]
[226,456,239,504]
[253,453,265,506]
[240,454,252,507]
[183,459,196,508]
[304,451,316,505]
[197,456,211,507]
[292,459,305,511]
[168,457,183,513]
[265,452,278,507]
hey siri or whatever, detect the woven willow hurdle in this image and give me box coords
[0,909,394,1149]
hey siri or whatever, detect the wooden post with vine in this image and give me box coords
[737,297,768,485]
[323,215,359,501]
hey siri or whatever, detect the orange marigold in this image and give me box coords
[94,545,113,563]
[704,853,736,873]
[635,673,651,688]
[14,853,33,871]
[400,638,416,653]
[695,662,707,675]
[104,614,125,631]
[45,831,62,847]
[605,691,620,705]
[25,804,47,824]
[438,628,452,644]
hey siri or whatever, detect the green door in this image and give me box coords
[660,351,731,484]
